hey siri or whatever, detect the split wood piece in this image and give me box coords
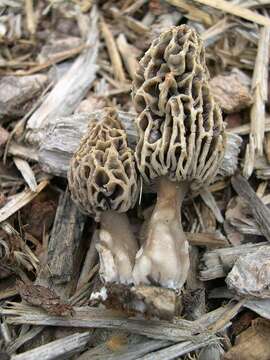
[226,245,270,298]
[36,189,87,299]
[76,229,98,291]
[100,19,126,83]
[138,335,218,360]
[231,173,270,241]
[200,188,224,223]
[0,179,49,223]
[132,25,226,289]
[25,0,36,35]
[192,0,270,27]
[200,242,269,281]
[68,108,139,285]
[25,6,99,138]
[244,298,270,320]
[77,339,170,360]
[110,7,150,35]
[0,75,48,121]
[186,232,229,248]
[0,302,237,342]
[7,142,38,162]
[227,116,270,136]
[116,34,140,80]
[166,0,213,26]
[10,332,91,360]
[13,157,37,192]
[185,246,206,321]
[244,26,270,177]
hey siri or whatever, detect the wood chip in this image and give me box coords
[0,178,49,223]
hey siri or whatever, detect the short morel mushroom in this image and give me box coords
[68,108,139,285]
[132,25,226,289]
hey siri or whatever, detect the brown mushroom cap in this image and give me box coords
[68,108,138,220]
[133,25,226,190]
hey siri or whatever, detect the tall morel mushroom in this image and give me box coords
[68,108,139,285]
[132,25,226,289]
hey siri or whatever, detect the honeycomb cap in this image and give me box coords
[133,25,226,190]
[68,108,139,220]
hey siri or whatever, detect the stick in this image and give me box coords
[193,0,270,27]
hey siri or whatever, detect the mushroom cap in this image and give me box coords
[133,25,226,190]
[68,108,139,220]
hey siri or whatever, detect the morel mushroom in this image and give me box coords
[68,108,139,285]
[132,25,226,289]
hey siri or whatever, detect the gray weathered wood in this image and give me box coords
[39,189,87,299]
[37,111,136,177]
[232,173,270,241]
[200,242,269,281]
[26,6,99,141]
[77,339,170,360]
[10,332,91,360]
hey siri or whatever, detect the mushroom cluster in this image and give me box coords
[68,25,226,294]
[68,108,139,284]
[132,25,226,289]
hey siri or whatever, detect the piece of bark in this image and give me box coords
[224,319,270,360]
[37,189,87,299]
[0,75,48,122]
[16,281,73,316]
[26,6,99,140]
[210,69,252,113]
[231,173,270,241]
[226,245,270,298]
[186,232,229,248]
[200,242,269,281]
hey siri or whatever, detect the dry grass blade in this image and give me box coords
[193,0,270,26]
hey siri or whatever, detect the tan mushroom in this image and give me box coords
[68,108,139,285]
[132,25,226,289]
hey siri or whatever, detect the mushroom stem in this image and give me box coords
[96,210,138,285]
[133,177,190,289]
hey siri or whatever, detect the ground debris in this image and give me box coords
[16,280,73,316]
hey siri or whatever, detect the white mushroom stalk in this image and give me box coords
[133,177,189,289]
[68,108,139,285]
[132,25,226,290]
